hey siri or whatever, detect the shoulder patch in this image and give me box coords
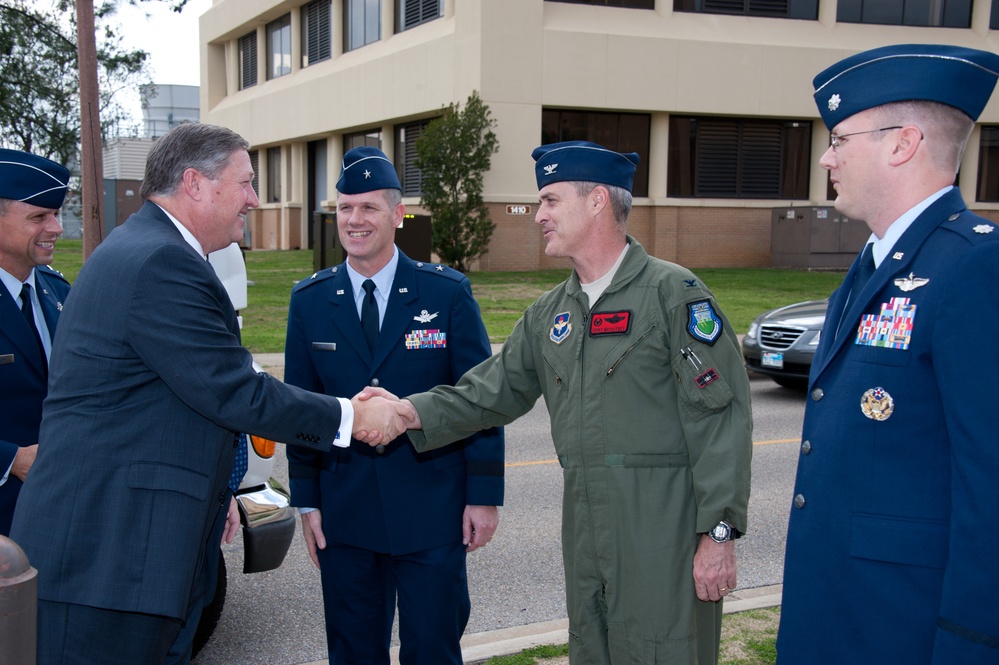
[416,262,465,283]
[37,264,69,283]
[687,300,723,346]
[291,266,338,293]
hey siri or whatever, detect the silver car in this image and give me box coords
[742,299,828,389]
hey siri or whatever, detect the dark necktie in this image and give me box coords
[20,283,47,369]
[844,243,875,319]
[361,279,379,353]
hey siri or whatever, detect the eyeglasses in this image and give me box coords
[829,126,903,150]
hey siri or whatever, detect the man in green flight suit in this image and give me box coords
[360,140,753,664]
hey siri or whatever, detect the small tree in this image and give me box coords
[415,91,499,273]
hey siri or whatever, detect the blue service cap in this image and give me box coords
[813,44,999,130]
[0,149,71,209]
[335,146,401,195]
[532,141,640,193]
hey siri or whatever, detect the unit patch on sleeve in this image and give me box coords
[589,310,632,336]
[686,300,723,346]
[550,312,572,345]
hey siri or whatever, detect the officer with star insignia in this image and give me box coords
[0,148,70,536]
[283,146,504,665]
[777,45,999,664]
[358,140,753,665]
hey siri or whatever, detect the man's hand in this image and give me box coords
[693,536,737,603]
[463,505,499,553]
[301,510,326,569]
[351,388,419,445]
[222,496,240,545]
[10,444,37,482]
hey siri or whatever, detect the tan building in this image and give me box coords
[199,0,999,269]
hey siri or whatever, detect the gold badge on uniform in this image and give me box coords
[860,387,894,421]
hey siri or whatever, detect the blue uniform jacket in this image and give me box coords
[285,251,504,555]
[0,265,69,536]
[778,189,999,664]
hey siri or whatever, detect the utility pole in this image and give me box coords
[76,0,104,259]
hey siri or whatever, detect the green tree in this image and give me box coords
[415,90,499,273]
[0,0,154,164]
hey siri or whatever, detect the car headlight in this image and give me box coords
[746,322,759,340]
[809,330,822,346]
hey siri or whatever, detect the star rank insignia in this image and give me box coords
[894,273,929,292]
[363,169,372,179]
[436,265,445,271]
[973,224,994,234]
[828,94,841,111]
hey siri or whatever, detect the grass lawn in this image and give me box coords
[51,240,845,353]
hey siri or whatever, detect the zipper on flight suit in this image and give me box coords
[606,328,654,377]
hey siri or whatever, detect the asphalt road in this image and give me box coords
[194,372,805,665]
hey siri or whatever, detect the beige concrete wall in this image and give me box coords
[201,0,999,259]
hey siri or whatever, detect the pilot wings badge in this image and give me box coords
[893,273,929,292]
[414,309,439,323]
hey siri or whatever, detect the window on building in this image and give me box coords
[541,109,651,197]
[345,0,380,52]
[673,0,817,19]
[546,0,655,8]
[302,0,333,67]
[395,120,433,197]
[668,117,811,199]
[267,14,292,79]
[249,150,260,199]
[398,0,441,31]
[836,0,971,27]
[239,32,257,90]
[993,0,999,29]
[267,147,282,203]
[978,126,999,202]
[344,129,383,151]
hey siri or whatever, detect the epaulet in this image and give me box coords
[944,211,999,243]
[37,264,70,284]
[414,261,465,283]
[292,266,339,293]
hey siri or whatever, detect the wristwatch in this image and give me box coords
[706,521,736,543]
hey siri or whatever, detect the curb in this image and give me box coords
[296,585,782,665]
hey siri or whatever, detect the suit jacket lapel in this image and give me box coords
[327,267,370,360]
[813,189,966,383]
[0,280,46,377]
[375,254,419,370]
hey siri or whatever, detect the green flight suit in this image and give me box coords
[408,238,752,664]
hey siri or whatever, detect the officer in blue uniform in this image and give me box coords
[777,45,999,664]
[284,146,504,665]
[0,149,71,536]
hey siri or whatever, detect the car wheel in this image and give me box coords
[772,375,808,391]
[192,553,227,658]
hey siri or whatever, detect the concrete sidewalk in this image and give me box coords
[295,584,783,665]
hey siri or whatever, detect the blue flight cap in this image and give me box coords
[813,44,999,130]
[0,149,71,209]
[336,146,401,195]
[532,141,640,193]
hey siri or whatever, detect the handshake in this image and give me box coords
[349,387,422,446]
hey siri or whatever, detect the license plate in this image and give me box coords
[762,352,784,369]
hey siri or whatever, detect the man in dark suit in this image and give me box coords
[0,149,71,536]
[10,124,408,665]
[777,45,999,664]
[285,146,504,665]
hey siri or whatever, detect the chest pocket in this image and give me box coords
[672,346,734,419]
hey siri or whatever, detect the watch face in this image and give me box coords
[710,523,731,542]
